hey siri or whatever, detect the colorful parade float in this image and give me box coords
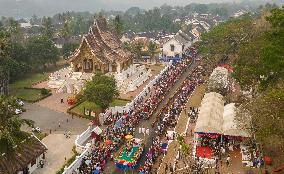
[115,136,144,170]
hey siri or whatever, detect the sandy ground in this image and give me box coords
[33,81,74,113]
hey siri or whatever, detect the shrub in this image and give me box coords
[41,88,49,95]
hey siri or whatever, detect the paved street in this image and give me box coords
[21,103,90,174]
[33,134,77,174]
[21,103,90,134]
[106,59,199,174]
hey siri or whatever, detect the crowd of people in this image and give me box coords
[138,56,206,174]
[155,65,205,136]
[139,136,161,174]
[77,47,198,173]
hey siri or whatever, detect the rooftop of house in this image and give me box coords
[0,135,47,174]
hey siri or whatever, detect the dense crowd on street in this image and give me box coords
[155,65,204,136]
[139,136,161,174]
[137,65,205,174]
[76,47,198,174]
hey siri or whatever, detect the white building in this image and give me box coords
[161,31,193,58]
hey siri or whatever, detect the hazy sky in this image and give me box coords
[0,0,281,17]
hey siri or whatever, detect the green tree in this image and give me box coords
[7,18,23,43]
[8,42,28,63]
[0,29,11,95]
[41,17,54,39]
[26,36,60,71]
[83,73,119,110]
[131,41,144,60]
[213,7,229,19]
[112,15,124,37]
[59,22,71,40]
[148,41,160,62]
[0,96,34,154]
[194,4,209,14]
[61,43,79,59]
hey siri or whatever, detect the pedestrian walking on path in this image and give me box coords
[226,155,230,167]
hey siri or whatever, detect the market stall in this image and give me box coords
[193,92,224,164]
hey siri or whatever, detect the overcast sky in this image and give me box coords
[0,0,282,17]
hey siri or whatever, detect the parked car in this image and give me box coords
[16,99,24,106]
[15,108,22,115]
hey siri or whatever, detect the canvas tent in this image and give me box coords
[195,93,250,137]
[194,92,224,134]
[223,103,250,137]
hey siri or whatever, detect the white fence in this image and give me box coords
[74,126,93,153]
[62,147,92,174]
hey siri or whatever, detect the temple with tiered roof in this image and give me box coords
[69,16,133,74]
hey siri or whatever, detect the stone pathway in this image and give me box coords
[33,134,77,174]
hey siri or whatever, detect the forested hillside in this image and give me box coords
[199,6,284,166]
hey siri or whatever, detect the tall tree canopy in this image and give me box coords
[83,73,119,110]
[61,43,79,59]
[26,36,60,70]
[41,17,54,39]
[0,96,34,154]
[147,41,160,62]
[112,15,124,37]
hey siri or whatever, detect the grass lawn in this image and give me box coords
[71,101,102,115]
[110,99,129,107]
[11,88,44,101]
[71,99,129,116]
[9,73,48,89]
[9,73,49,102]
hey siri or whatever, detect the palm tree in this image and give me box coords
[0,96,34,154]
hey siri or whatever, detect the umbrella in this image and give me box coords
[125,135,133,140]
[105,140,112,145]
